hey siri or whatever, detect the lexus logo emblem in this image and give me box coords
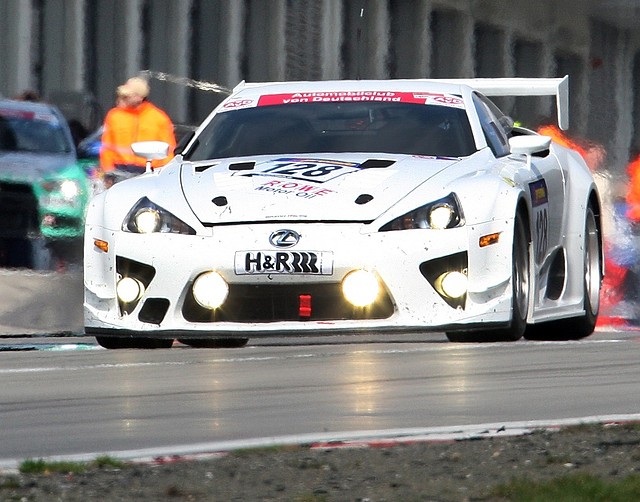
[269,229,300,248]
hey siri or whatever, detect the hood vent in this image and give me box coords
[194,163,217,173]
[229,161,256,171]
[355,194,374,205]
[360,159,395,169]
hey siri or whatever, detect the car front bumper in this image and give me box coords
[84,220,515,338]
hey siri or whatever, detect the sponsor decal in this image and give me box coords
[413,93,465,108]
[219,98,256,112]
[255,179,335,199]
[529,178,549,263]
[257,91,465,108]
[235,250,334,275]
[0,109,35,119]
[528,178,548,207]
[249,158,361,195]
[0,108,58,123]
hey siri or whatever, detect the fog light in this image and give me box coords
[342,269,379,307]
[436,271,468,299]
[192,271,228,309]
[117,277,144,303]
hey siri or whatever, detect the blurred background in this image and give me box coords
[1,0,640,330]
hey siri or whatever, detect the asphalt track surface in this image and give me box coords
[0,269,83,336]
[1,270,640,471]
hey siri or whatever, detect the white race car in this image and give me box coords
[84,77,603,348]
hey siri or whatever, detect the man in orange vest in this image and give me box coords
[99,76,176,181]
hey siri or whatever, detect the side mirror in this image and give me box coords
[131,141,170,172]
[508,135,552,170]
[509,135,551,155]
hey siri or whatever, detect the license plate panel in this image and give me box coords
[234,250,334,275]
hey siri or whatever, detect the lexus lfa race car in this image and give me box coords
[83,77,603,349]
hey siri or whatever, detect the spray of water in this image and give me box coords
[139,70,232,96]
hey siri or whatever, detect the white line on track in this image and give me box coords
[1,413,639,472]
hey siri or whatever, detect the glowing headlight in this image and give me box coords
[42,179,81,199]
[123,197,196,235]
[116,277,144,303]
[60,179,80,199]
[436,271,468,299]
[342,269,380,307]
[134,209,162,234]
[40,179,83,208]
[429,203,455,230]
[192,271,229,309]
[380,193,464,231]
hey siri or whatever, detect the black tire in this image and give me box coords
[524,205,601,341]
[177,338,249,348]
[447,212,529,343]
[95,336,174,349]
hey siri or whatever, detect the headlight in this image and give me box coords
[59,179,81,198]
[40,179,83,208]
[41,179,81,199]
[380,193,464,231]
[123,197,196,234]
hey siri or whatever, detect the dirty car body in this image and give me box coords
[83,77,603,348]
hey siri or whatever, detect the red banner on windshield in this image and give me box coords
[258,91,463,107]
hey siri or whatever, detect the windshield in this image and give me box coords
[0,111,72,154]
[185,101,477,161]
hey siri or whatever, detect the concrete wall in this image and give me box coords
[1,0,640,175]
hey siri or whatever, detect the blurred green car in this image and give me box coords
[0,98,91,269]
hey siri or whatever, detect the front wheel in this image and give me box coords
[447,212,529,343]
[525,204,601,340]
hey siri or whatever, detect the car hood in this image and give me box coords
[0,151,78,183]
[179,153,463,223]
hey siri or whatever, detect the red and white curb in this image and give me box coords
[2,413,640,473]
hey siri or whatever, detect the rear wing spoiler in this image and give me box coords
[438,76,570,130]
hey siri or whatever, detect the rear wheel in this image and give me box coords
[447,212,529,343]
[178,338,249,348]
[95,336,174,349]
[525,204,601,340]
